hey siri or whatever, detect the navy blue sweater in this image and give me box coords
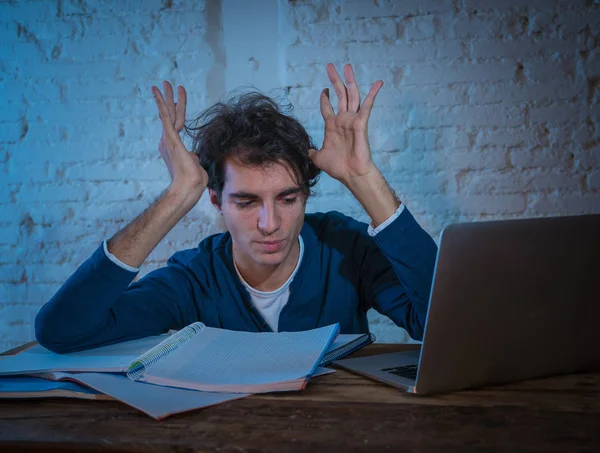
[35,208,438,353]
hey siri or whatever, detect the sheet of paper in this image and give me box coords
[54,372,248,420]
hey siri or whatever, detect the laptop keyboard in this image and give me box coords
[381,364,419,380]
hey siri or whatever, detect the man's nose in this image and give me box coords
[257,203,281,235]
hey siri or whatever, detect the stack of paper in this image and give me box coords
[0,324,373,419]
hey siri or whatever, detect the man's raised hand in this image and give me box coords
[308,64,383,187]
[153,81,208,205]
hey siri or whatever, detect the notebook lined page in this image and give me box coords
[144,325,338,386]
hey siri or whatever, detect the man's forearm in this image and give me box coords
[343,167,401,228]
[107,186,199,268]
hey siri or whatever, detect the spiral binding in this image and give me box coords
[126,322,205,380]
[318,333,375,367]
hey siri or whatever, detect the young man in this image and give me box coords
[35,64,438,354]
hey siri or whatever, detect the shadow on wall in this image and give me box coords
[401,102,530,234]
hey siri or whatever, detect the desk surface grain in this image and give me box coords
[1,344,599,453]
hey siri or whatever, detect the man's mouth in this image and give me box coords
[256,240,285,253]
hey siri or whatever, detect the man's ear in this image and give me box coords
[208,189,222,214]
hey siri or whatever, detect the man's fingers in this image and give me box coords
[163,81,177,125]
[174,85,187,132]
[152,86,180,146]
[152,86,170,124]
[319,88,335,120]
[343,64,360,113]
[326,63,348,113]
[359,80,384,121]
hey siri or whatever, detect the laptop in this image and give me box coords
[334,213,600,395]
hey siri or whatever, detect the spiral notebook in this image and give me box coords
[125,322,339,393]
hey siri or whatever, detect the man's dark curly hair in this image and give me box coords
[185,91,321,203]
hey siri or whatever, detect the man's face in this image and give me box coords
[210,156,306,271]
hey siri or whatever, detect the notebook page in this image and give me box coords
[0,335,167,375]
[145,324,338,386]
[54,372,248,420]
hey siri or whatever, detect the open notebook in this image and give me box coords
[0,323,339,394]
[125,322,339,393]
[0,334,168,374]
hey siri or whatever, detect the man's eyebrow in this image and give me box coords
[229,187,303,199]
[278,187,303,197]
[228,191,258,199]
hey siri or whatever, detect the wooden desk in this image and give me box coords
[1,344,599,453]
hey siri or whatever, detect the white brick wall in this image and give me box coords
[0,0,598,350]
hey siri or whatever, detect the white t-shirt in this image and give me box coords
[234,236,305,332]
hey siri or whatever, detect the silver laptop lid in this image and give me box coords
[415,213,600,394]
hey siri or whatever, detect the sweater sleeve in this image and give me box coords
[35,243,200,353]
[359,207,438,341]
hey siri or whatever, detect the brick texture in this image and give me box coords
[0,0,598,349]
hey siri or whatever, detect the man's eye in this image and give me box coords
[282,197,297,205]
[237,200,255,208]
